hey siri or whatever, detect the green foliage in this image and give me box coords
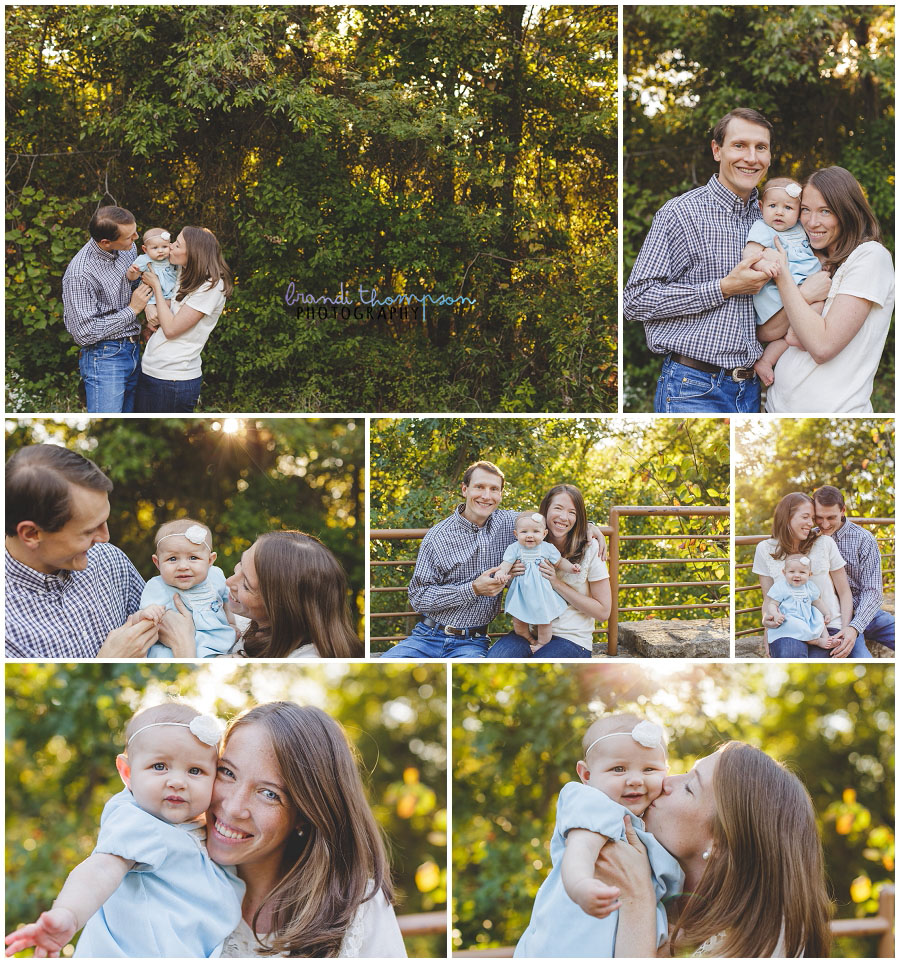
[6,5,617,413]
[452,663,895,958]
[369,418,729,650]
[623,6,895,410]
[6,663,447,958]
[734,418,895,635]
[4,418,365,622]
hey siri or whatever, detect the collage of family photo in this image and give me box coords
[4,3,896,961]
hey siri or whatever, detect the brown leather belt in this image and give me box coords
[421,615,489,638]
[671,353,756,382]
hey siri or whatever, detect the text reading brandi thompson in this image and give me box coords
[284,282,475,321]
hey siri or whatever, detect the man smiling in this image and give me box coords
[814,485,893,653]
[5,444,154,657]
[381,461,516,659]
[625,108,783,413]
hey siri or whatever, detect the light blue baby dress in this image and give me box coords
[133,254,178,305]
[75,789,243,957]
[503,541,569,625]
[766,575,826,642]
[142,567,235,659]
[515,782,684,958]
[746,220,821,323]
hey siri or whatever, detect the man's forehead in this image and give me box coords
[722,119,771,144]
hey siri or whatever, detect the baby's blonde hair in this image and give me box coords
[123,702,203,753]
[154,517,212,550]
[582,713,667,760]
[143,227,169,243]
[783,552,811,569]
[514,510,546,530]
[761,177,801,198]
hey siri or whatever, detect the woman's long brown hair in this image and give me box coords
[175,225,233,300]
[241,531,362,658]
[672,742,832,958]
[769,492,819,560]
[224,704,393,957]
[539,484,590,564]
[804,166,882,274]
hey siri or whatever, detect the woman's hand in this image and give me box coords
[593,815,654,898]
[156,594,197,657]
[798,268,833,304]
[141,269,161,291]
[536,559,562,588]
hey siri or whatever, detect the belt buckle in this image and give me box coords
[730,366,752,382]
[443,624,461,637]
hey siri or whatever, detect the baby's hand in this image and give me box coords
[569,878,620,920]
[494,571,510,585]
[5,907,78,956]
[125,263,141,282]
[571,563,581,574]
[138,604,166,625]
[771,609,785,626]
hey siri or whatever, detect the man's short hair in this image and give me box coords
[711,108,774,146]
[813,485,846,509]
[89,206,136,243]
[6,445,113,535]
[462,460,505,489]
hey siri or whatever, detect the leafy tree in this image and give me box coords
[6,5,617,413]
[6,663,447,958]
[370,418,729,650]
[452,663,894,958]
[623,5,895,410]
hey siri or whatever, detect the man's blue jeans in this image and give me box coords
[861,609,895,651]
[79,339,140,413]
[769,626,872,659]
[488,632,591,659]
[654,356,761,413]
[135,371,202,413]
[380,620,489,659]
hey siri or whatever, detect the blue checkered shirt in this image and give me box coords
[830,520,885,633]
[408,506,518,628]
[624,175,764,367]
[62,239,141,346]
[5,543,144,657]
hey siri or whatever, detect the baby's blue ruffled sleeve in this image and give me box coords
[555,782,633,840]
[502,542,520,565]
[767,578,790,603]
[209,565,229,605]
[139,575,171,609]
[93,791,169,872]
[543,543,561,564]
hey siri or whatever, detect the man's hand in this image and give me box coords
[97,616,159,657]
[472,567,505,597]
[720,252,778,298]
[829,626,858,659]
[156,595,197,657]
[128,283,152,314]
[5,907,78,956]
[568,878,621,920]
[586,524,608,561]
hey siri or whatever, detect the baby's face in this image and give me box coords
[153,534,214,589]
[784,559,811,586]
[124,726,217,823]
[143,235,171,261]
[582,737,667,816]
[516,518,547,548]
[761,187,800,231]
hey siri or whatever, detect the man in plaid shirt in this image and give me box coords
[814,485,894,653]
[62,206,153,413]
[625,108,815,414]
[5,445,159,658]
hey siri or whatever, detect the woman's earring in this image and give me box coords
[702,850,711,860]
[296,827,305,838]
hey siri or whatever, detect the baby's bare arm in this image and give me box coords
[555,557,580,574]
[561,829,619,919]
[494,560,514,584]
[5,853,133,955]
[812,598,832,623]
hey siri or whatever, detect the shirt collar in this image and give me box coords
[452,503,494,533]
[5,548,72,591]
[707,174,759,214]
[89,238,119,262]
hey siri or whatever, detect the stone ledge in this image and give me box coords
[604,618,730,658]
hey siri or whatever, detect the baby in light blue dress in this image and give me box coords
[136,518,237,659]
[127,227,178,334]
[495,511,580,652]
[765,553,832,645]
[5,703,243,958]
[516,714,683,958]
[742,178,824,385]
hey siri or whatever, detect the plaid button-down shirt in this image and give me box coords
[5,543,144,657]
[830,520,885,633]
[407,505,518,628]
[624,175,764,368]
[62,239,140,346]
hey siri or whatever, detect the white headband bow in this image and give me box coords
[128,714,221,748]
[157,524,211,551]
[585,721,665,758]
